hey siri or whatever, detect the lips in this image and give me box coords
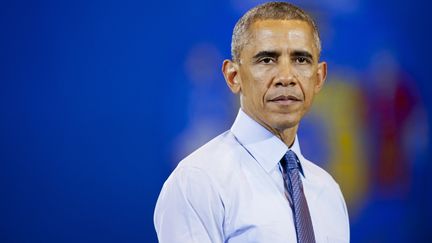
[267,94,303,107]
[268,94,303,106]
[271,94,301,101]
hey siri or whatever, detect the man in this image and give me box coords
[154,2,350,242]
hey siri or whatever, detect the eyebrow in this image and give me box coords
[252,50,280,60]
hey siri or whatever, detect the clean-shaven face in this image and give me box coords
[237,19,326,132]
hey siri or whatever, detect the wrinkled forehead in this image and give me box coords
[245,19,318,53]
[251,19,313,37]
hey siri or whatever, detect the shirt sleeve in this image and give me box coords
[154,166,225,243]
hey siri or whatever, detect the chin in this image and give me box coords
[267,115,300,131]
[273,121,299,131]
[277,108,306,125]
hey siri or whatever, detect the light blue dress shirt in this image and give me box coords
[154,109,350,243]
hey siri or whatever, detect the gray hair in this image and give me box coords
[231,1,321,62]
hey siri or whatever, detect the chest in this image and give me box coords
[221,165,348,243]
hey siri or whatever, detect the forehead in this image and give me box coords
[245,19,317,55]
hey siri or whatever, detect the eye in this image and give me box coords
[294,56,311,64]
[258,57,276,64]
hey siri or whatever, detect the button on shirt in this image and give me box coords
[154,109,350,243]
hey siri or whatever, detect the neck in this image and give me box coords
[241,108,298,147]
[275,126,298,148]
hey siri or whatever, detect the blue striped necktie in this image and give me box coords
[281,150,316,243]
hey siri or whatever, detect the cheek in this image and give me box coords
[293,66,314,79]
[293,67,317,93]
[303,83,318,110]
[250,65,276,84]
[244,66,274,99]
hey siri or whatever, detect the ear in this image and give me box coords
[314,61,327,94]
[222,59,241,94]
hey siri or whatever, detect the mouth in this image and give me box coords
[268,95,302,105]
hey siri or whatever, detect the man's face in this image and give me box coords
[226,19,326,132]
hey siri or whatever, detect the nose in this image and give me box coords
[274,62,297,87]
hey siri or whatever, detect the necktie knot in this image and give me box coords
[282,150,299,171]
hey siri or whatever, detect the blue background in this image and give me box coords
[1,0,431,242]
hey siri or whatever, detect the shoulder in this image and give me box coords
[176,130,244,178]
[156,130,245,216]
[163,130,244,193]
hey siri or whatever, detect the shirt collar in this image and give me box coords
[230,109,306,177]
